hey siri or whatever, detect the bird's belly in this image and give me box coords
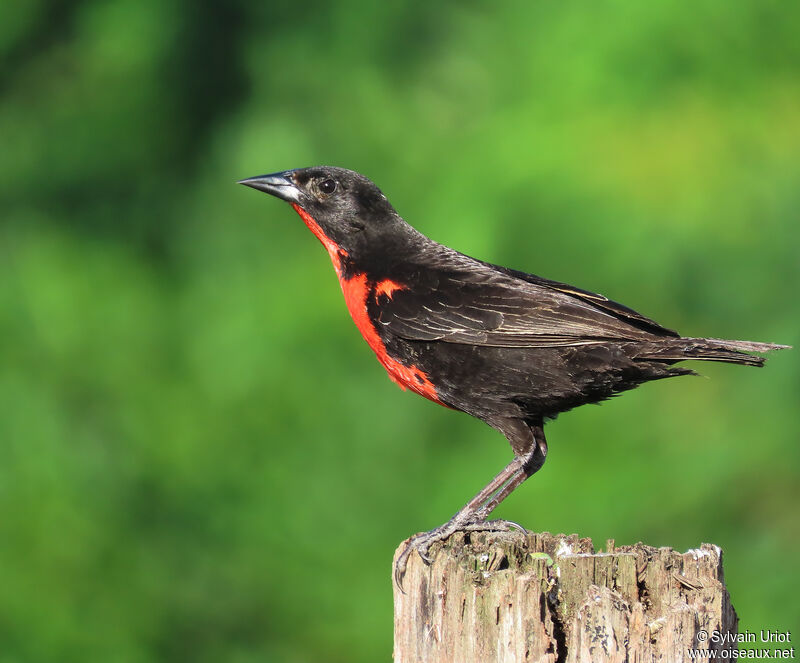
[396,341,647,420]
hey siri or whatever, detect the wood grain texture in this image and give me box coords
[393,531,736,662]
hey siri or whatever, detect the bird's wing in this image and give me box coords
[485,264,678,337]
[374,261,676,348]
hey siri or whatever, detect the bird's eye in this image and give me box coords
[318,179,337,195]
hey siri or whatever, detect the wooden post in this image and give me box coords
[393,531,737,662]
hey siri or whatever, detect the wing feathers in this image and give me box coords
[374,256,669,348]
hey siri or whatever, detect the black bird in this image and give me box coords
[239,166,788,586]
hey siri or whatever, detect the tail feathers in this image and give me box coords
[636,337,791,367]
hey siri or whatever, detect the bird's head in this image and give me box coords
[239,166,408,266]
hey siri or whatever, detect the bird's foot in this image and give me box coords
[394,517,528,591]
[461,518,526,533]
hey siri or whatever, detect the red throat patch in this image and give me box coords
[292,203,346,276]
[290,204,442,405]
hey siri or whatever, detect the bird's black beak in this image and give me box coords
[238,171,301,203]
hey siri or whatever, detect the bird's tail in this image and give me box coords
[636,337,791,367]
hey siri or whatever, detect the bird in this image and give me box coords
[239,166,788,587]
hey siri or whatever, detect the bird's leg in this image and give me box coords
[394,457,525,589]
[433,456,527,531]
[395,421,548,589]
[473,422,548,522]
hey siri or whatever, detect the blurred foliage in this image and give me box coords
[1,0,798,660]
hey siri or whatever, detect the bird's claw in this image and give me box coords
[417,544,434,565]
[394,518,529,591]
[463,518,527,533]
[394,529,440,591]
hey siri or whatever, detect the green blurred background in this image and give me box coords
[1,1,798,660]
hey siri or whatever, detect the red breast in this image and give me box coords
[291,204,442,404]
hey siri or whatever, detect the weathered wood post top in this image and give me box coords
[393,530,737,662]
